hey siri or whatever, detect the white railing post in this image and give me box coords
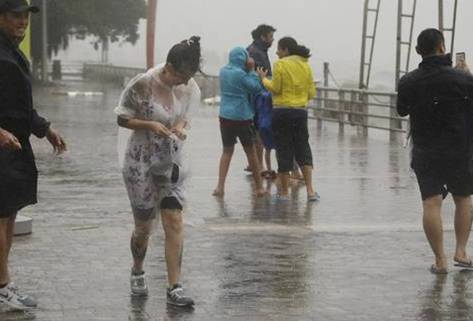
[338,90,345,132]
[361,91,369,136]
[390,94,402,142]
[316,89,323,127]
[348,90,355,126]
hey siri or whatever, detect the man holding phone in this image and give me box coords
[397,29,473,274]
[455,52,471,74]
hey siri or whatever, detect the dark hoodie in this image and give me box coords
[0,30,50,140]
[397,54,473,161]
[247,39,272,77]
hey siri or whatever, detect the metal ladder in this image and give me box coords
[358,0,381,89]
[395,0,417,90]
[438,0,459,55]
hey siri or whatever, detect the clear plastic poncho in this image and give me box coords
[114,64,201,211]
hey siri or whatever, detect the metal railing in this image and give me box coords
[78,63,407,134]
[44,61,85,80]
[155,73,407,135]
[310,86,407,134]
[82,63,221,98]
[83,63,145,82]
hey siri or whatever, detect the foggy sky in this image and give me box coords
[56,0,473,89]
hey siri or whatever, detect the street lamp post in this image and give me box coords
[41,0,48,82]
[146,0,157,69]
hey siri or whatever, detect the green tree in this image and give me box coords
[30,0,146,69]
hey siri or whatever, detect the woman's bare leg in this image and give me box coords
[213,146,235,196]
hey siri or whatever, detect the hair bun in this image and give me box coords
[187,36,201,47]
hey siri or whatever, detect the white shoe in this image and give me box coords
[0,284,36,310]
[130,272,148,296]
[167,284,195,307]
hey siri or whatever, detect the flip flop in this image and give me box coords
[261,170,277,179]
[430,264,448,274]
[454,259,473,269]
[274,194,290,202]
[261,170,271,178]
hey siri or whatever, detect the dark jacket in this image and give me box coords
[397,55,473,162]
[0,30,50,213]
[0,31,49,140]
[247,39,272,77]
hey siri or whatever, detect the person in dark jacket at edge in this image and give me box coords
[397,28,473,274]
[246,24,275,175]
[0,0,66,310]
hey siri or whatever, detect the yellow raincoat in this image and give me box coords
[262,55,316,108]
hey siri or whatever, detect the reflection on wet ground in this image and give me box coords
[1,81,472,320]
[128,296,151,321]
[417,271,473,321]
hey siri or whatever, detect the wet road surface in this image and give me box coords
[1,80,472,321]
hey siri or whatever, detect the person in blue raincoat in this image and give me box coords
[212,47,265,197]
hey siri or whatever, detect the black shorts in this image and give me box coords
[132,197,183,221]
[412,157,473,200]
[0,143,38,217]
[219,118,256,147]
[161,197,183,211]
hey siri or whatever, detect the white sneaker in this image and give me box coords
[0,283,36,310]
[130,272,148,296]
[167,284,194,307]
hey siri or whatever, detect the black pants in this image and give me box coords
[272,108,313,173]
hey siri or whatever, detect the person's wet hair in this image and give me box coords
[278,37,311,59]
[416,28,445,56]
[251,24,276,41]
[166,36,202,75]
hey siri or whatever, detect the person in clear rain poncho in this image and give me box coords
[114,36,201,307]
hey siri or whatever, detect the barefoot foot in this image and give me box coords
[212,189,224,197]
[255,188,267,197]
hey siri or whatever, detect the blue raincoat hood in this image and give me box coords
[228,47,248,69]
[219,47,263,121]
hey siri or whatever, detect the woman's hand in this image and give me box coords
[256,66,268,79]
[148,121,172,137]
[118,117,173,138]
[171,127,187,141]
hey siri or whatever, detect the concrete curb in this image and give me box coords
[14,215,32,236]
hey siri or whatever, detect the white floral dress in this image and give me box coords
[114,66,201,213]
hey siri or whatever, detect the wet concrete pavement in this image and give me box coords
[1,80,473,320]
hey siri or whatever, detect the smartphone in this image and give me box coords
[456,52,466,65]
